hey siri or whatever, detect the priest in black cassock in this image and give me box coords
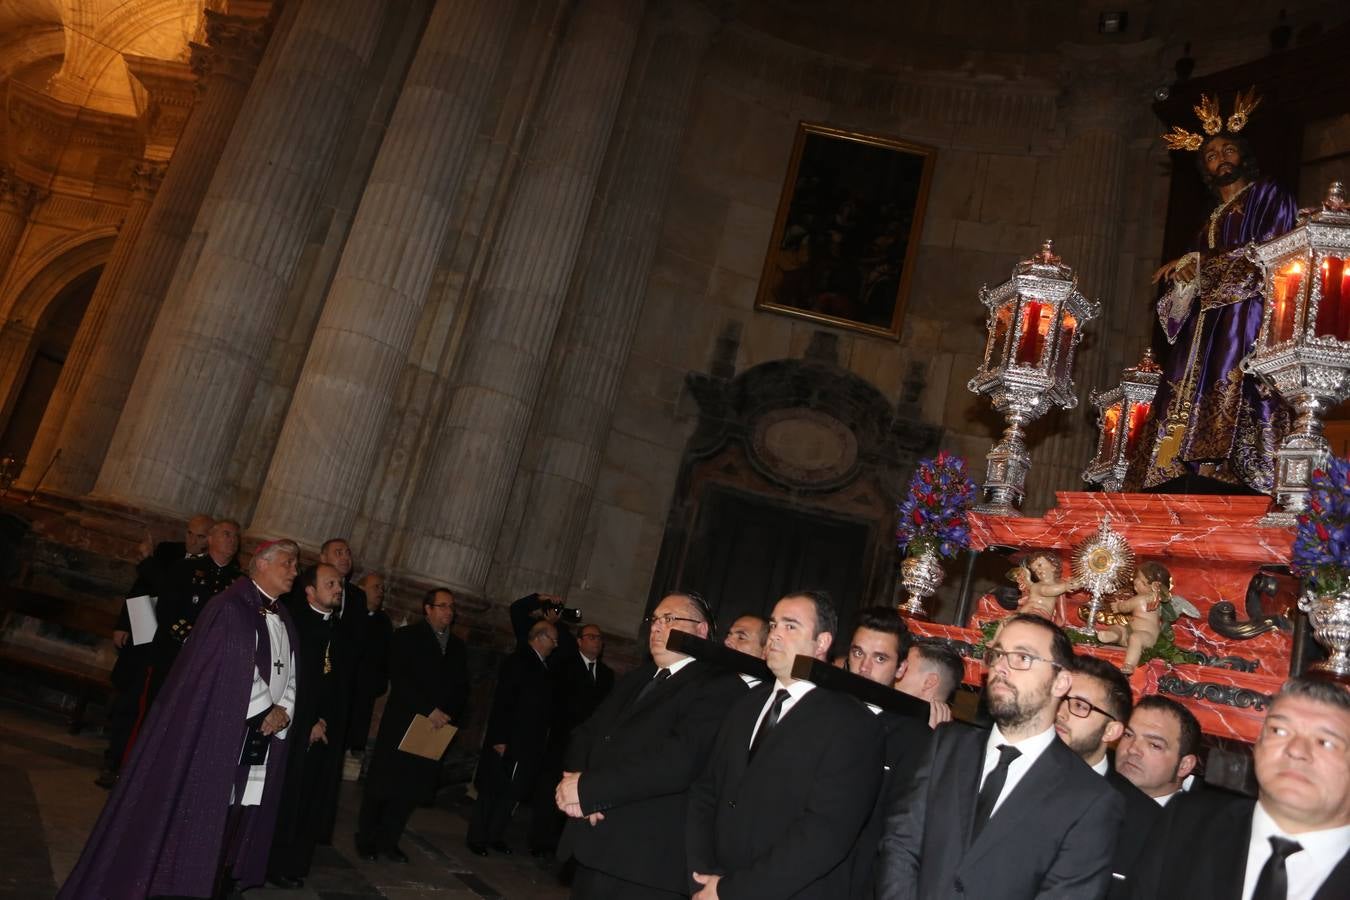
[268,562,356,889]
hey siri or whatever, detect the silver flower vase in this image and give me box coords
[1299,589,1350,684]
[898,549,944,618]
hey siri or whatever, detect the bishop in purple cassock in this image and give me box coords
[59,539,302,899]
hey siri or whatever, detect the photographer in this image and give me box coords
[510,592,580,658]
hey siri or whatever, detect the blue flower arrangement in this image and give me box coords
[895,451,977,560]
[1294,454,1350,596]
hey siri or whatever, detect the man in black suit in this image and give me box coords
[1116,695,1200,807]
[269,563,355,888]
[876,613,1123,899]
[1131,677,1350,900]
[1055,655,1158,898]
[467,620,559,856]
[347,571,392,755]
[842,607,932,897]
[562,624,615,727]
[355,588,469,862]
[687,590,882,900]
[555,592,742,899]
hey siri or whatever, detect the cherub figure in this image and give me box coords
[1097,560,1169,674]
[1015,551,1081,621]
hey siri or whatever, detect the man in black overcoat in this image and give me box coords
[467,620,559,855]
[355,588,469,862]
[347,571,393,754]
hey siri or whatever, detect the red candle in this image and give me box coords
[1102,404,1121,459]
[1015,301,1048,365]
[1126,401,1150,455]
[1272,261,1304,343]
[1315,257,1343,339]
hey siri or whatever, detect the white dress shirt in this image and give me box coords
[1090,755,1110,776]
[663,655,696,678]
[748,679,816,747]
[979,723,1058,818]
[239,583,295,806]
[1241,802,1350,900]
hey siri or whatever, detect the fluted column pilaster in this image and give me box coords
[400,0,646,594]
[26,10,271,497]
[93,0,388,516]
[249,0,518,545]
[0,169,39,290]
[488,3,715,602]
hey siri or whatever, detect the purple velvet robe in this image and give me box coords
[58,578,298,899]
[1137,176,1297,491]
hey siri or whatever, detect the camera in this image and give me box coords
[534,594,583,624]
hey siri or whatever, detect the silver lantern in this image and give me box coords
[1242,182,1350,526]
[969,240,1100,515]
[1083,349,1162,492]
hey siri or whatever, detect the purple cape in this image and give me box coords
[59,578,298,899]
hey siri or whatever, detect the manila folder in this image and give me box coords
[398,714,457,760]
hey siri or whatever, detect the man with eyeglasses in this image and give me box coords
[1130,677,1350,900]
[1056,655,1159,898]
[686,590,882,900]
[556,592,742,899]
[876,613,1123,899]
[468,620,560,857]
[356,588,469,862]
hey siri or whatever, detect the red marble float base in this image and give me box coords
[912,491,1297,744]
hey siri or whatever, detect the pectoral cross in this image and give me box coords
[273,659,284,675]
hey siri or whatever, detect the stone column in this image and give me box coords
[249,0,518,545]
[0,169,39,289]
[93,0,389,516]
[400,0,646,593]
[489,3,715,602]
[25,11,271,497]
[1027,43,1152,513]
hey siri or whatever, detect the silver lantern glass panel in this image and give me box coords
[1083,349,1162,492]
[969,240,1100,515]
[1242,182,1350,526]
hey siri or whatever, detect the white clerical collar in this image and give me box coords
[1090,755,1110,776]
[253,580,278,603]
[307,601,331,620]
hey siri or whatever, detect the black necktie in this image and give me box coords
[587,660,596,683]
[972,744,1022,838]
[634,667,670,705]
[1252,836,1303,900]
[748,689,791,761]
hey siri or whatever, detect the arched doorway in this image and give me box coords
[0,265,102,463]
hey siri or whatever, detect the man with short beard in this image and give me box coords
[269,563,353,888]
[876,613,1122,899]
[1055,655,1159,898]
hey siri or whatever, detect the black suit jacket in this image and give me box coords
[556,651,615,730]
[1103,768,1160,899]
[366,621,470,797]
[687,683,883,900]
[850,709,933,897]
[876,723,1124,899]
[1130,793,1350,900]
[559,659,743,892]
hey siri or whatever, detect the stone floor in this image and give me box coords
[0,701,571,899]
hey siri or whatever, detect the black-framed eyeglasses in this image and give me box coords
[1063,695,1116,721]
[982,646,1062,671]
[643,613,701,628]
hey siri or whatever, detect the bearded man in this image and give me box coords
[876,613,1123,900]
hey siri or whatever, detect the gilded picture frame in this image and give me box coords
[754,122,936,341]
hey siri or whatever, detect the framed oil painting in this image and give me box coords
[755,122,936,340]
